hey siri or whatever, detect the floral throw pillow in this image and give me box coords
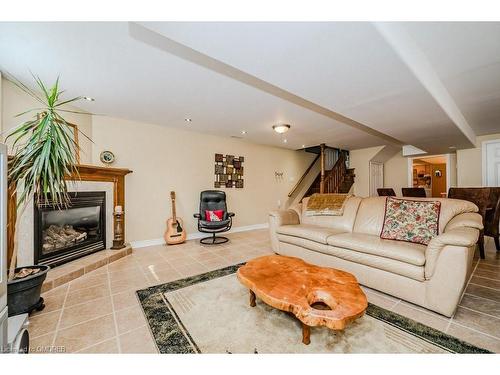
[380,197,441,245]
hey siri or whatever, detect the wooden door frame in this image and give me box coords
[482,139,500,186]
[407,154,451,194]
[369,161,384,197]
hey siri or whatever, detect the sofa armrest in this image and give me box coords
[425,227,479,279]
[269,209,300,253]
[444,212,484,232]
[269,209,300,227]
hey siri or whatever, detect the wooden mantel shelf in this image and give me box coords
[71,164,133,177]
[7,164,133,266]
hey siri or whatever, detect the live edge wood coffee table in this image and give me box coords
[237,255,368,345]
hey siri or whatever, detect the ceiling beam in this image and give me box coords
[374,22,476,148]
[129,22,405,147]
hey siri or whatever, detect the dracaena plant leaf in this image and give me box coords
[6,74,92,209]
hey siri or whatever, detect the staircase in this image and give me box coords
[303,152,355,198]
[288,144,356,200]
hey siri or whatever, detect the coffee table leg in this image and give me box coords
[249,290,256,307]
[302,323,311,345]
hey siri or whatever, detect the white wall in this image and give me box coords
[457,133,500,187]
[350,146,385,197]
[1,77,93,164]
[384,152,408,196]
[91,115,314,242]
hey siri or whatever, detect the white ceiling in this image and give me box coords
[1,22,499,153]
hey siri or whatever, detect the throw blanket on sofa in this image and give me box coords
[305,193,351,216]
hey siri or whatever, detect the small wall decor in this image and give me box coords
[100,150,115,165]
[215,154,244,188]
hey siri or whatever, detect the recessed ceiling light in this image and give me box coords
[241,130,247,135]
[283,139,288,143]
[272,124,291,134]
[83,96,95,102]
[302,145,306,148]
[184,118,192,122]
[448,146,456,149]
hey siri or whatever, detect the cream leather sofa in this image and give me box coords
[269,196,483,317]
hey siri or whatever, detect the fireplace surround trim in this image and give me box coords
[7,164,132,266]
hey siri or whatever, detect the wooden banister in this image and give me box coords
[320,143,326,194]
[323,152,347,194]
[288,154,320,197]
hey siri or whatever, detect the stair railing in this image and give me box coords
[323,152,347,194]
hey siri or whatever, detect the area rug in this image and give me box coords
[136,265,490,354]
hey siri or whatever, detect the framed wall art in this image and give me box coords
[214,154,244,188]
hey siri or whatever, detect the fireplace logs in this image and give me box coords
[42,224,88,253]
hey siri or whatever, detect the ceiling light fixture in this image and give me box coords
[82,96,95,102]
[283,139,288,143]
[241,130,247,135]
[184,118,192,122]
[272,124,291,134]
[448,146,456,149]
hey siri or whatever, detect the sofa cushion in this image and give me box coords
[277,234,330,254]
[326,232,426,266]
[380,197,441,245]
[276,224,347,244]
[318,245,425,281]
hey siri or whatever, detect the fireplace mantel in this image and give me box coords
[7,164,133,265]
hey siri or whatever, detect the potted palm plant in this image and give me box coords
[6,75,90,316]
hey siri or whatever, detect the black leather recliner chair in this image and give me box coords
[193,190,235,244]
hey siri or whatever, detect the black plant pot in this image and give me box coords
[7,265,50,317]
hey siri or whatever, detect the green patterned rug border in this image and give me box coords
[136,264,491,354]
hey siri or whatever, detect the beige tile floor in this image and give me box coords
[28,229,500,353]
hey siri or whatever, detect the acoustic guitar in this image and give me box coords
[164,191,187,245]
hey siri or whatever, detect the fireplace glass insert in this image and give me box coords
[34,191,106,267]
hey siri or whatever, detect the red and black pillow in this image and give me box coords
[205,210,224,222]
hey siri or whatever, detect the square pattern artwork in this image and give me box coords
[214,154,244,188]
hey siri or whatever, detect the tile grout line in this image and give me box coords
[388,299,401,311]
[448,320,500,341]
[458,257,481,305]
[467,282,500,292]
[106,266,122,354]
[74,336,118,353]
[50,281,70,346]
[471,274,500,282]
[463,292,500,304]
[74,324,149,353]
[457,305,500,320]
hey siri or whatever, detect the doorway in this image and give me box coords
[408,155,449,198]
[369,161,384,197]
[482,139,500,186]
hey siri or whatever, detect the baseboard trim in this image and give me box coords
[130,223,269,249]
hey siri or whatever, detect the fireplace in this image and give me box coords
[34,191,106,267]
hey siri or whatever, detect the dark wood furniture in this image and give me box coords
[237,255,368,345]
[402,187,427,197]
[484,187,500,251]
[448,187,490,259]
[7,164,132,266]
[377,188,396,197]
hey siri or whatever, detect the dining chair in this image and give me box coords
[402,188,427,197]
[377,188,396,197]
[448,187,491,259]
